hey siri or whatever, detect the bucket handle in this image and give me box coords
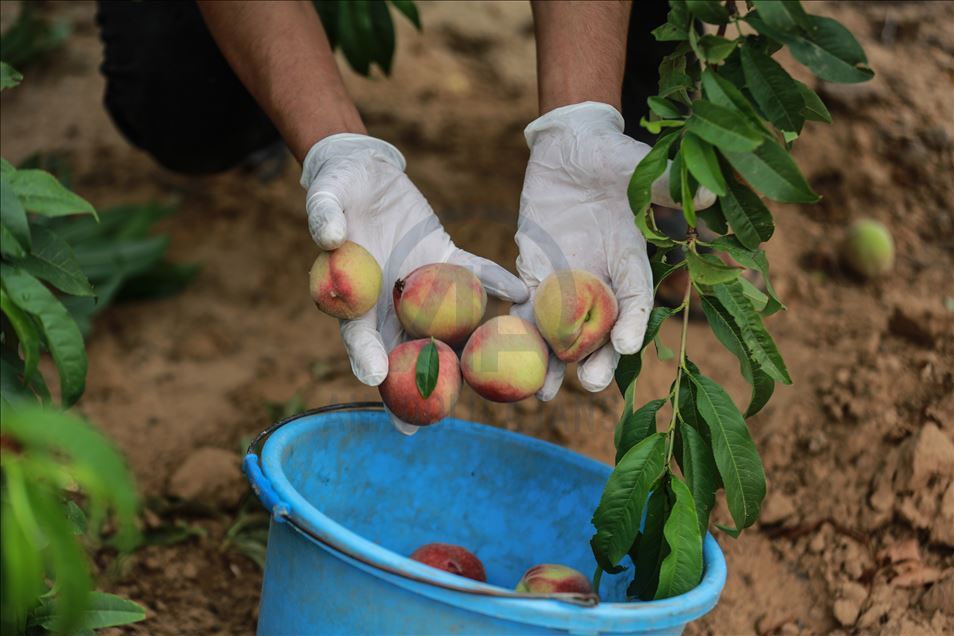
[244,402,601,608]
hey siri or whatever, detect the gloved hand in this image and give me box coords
[512,102,715,401]
[302,134,529,433]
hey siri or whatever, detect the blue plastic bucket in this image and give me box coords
[245,404,726,635]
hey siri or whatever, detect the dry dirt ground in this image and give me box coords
[2,1,953,635]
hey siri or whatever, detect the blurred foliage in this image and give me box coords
[314,0,420,76]
[0,3,70,70]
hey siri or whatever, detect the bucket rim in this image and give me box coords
[247,404,727,632]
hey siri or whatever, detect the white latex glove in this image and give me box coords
[512,102,715,400]
[302,134,529,433]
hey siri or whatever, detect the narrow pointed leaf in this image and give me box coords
[15,226,94,297]
[1,223,26,258]
[717,175,774,248]
[591,433,667,569]
[648,96,682,119]
[795,79,832,123]
[0,265,86,405]
[686,100,764,152]
[616,398,666,464]
[699,293,754,384]
[1,173,31,249]
[700,69,767,131]
[696,35,737,64]
[746,368,775,417]
[686,250,741,285]
[629,132,680,217]
[682,133,727,196]
[722,137,820,203]
[689,372,766,530]
[686,0,729,24]
[415,339,439,398]
[1,62,23,90]
[713,280,791,384]
[751,0,813,33]
[655,477,703,599]
[741,45,805,133]
[0,287,41,382]
[388,0,421,29]
[8,170,97,219]
[680,422,718,536]
[711,235,784,313]
[629,486,671,600]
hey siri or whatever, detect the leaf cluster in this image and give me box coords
[591,0,871,601]
[314,0,421,76]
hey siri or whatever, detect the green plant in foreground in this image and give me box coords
[590,0,873,600]
[1,64,145,633]
[314,0,420,76]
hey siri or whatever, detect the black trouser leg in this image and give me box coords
[96,1,280,175]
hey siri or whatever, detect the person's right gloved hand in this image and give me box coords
[301,134,529,434]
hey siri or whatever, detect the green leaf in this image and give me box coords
[741,45,805,133]
[655,477,703,599]
[1,265,86,405]
[368,1,396,75]
[628,132,680,218]
[14,226,94,297]
[795,79,832,123]
[700,293,755,384]
[0,62,23,90]
[415,339,439,399]
[654,335,675,361]
[648,96,683,119]
[751,0,813,33]
[658,46,693,102]
[681,157,697,227]
[7,169,97,219]
[682,133,727,196]
[700,68,768,132]
[722,137,820,203]
[747,13,874,84]
[651,21,689,42]
[628,486,671,601]
[0,287,41,382]
[337,1,372,75]
[650,249,684,292]
[1,222,27,258]
[590,433,667,569]
[711,235,784,314]
[746,368,775,417]
[615,398,666,464]
[717,174,774,248]
[1,172,31,250]
[679,422,718,536]
[685,100,764,152]
[32,592,146,631]
[739,276,769,312]
[686,249,740,285]
[388,0,421,29]
[714,280,791,383]
[1,472,46,632]
[635,208,676,249]
[685,0,729,24]
[639,117,685,135]
[698,202,728,234]
[689,371,766,531]
[696,35,737,64]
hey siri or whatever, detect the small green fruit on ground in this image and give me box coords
[460,315,547,402]
[394,263,487,347]
[378,339,461,425]
[410,543,486,582]
[309,241,382,319]
[515,564,593,594]
[533,270,618,362]
[841,219,894,278]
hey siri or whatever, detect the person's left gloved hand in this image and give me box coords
[512,102,715,400]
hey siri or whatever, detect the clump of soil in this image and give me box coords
[1,2,951,634]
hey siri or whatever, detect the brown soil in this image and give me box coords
[2,2,953,635]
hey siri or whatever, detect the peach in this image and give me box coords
[309,241,381,320]
[515,564,593,594]
[394,263,487,347]
[460,316,547,402]
[378,339,461,425]
[532,270,618,362]
[410,543,486,582]
[841,219,894,278]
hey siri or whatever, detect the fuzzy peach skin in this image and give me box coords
[393,263,487,347]
[410,543,487,582]
[532,270,619,363]
[515,564,593,594]
[378,339,461,425]
[460,315,547,402]
[309,240,382,320]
